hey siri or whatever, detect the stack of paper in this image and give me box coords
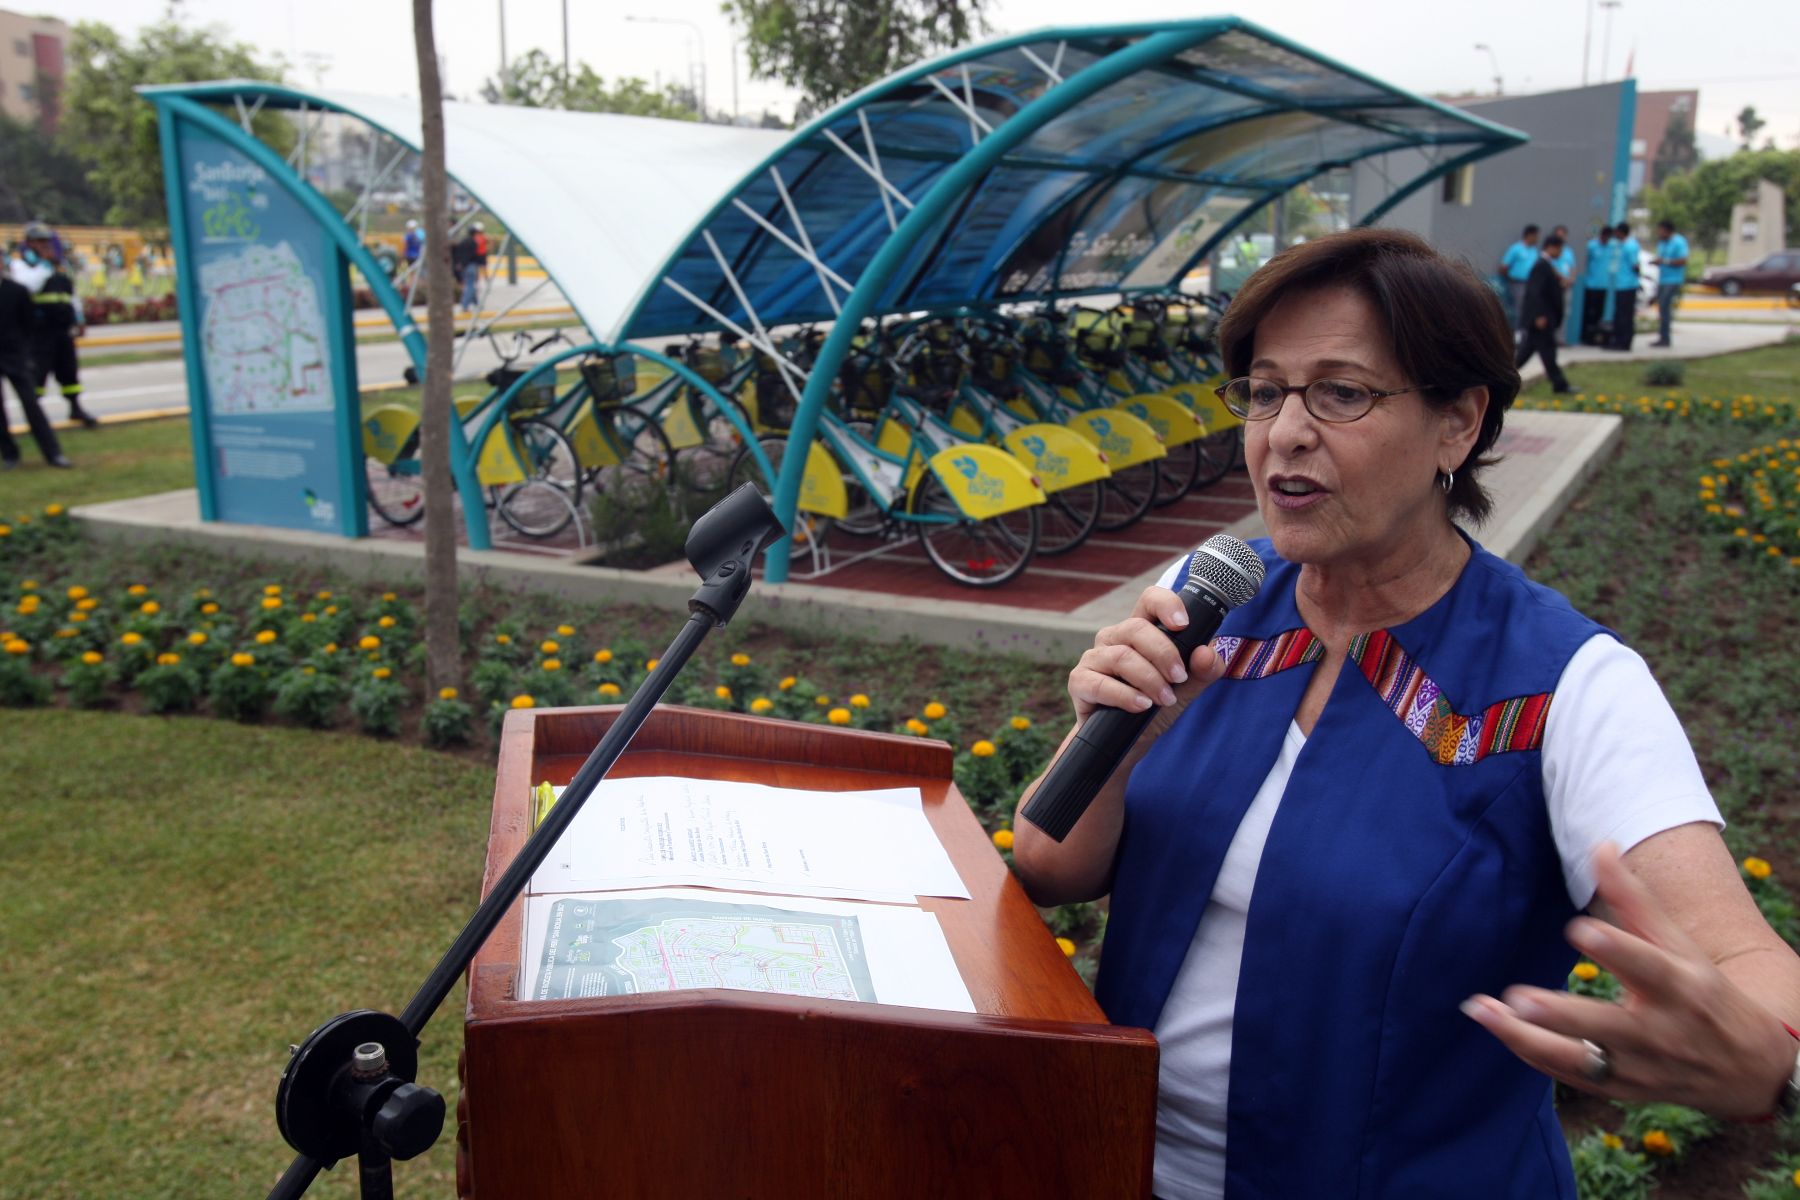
[519,776,974,1013]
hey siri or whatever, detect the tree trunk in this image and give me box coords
[413,0,463,697]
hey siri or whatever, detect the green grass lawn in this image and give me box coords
[1521,336,1799,403]
[0,709,492,1199]
[0,417,196,514]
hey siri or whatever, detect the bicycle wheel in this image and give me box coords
[1192,426,1240,490]
[1152,440,1202,507]
[364,455,425,527]
[511,416,583,507]
[592,411,675,512]
[728,435,833,547]
[495,478,577,539]
[1096,460,1159,532]
[907,470,1038,587]
[1037,480,1103,556]
[674,393,753,502]
[834,419,884,538]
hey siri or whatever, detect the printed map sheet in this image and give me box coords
[520,888,974,1013]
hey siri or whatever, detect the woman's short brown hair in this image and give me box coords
[1216,226,1520,524]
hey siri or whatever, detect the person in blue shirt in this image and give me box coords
[1609,221,1641,351]
[1496,224,1539,335]
[1651,219,1689,347]
[1580,227,1614,345]
[403,219,422,267]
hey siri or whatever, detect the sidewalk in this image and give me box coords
[1515,319,1793,387]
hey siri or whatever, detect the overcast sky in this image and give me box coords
[49,0,1800,147]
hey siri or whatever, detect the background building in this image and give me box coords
[1631,89,1700,196]
[0,7,68,132]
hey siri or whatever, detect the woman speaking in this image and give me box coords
[1012,228,1800,1198]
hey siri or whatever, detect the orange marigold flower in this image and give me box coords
[731,652,751,666]
[511,694,535,709]
[359,635,381,651]
[827,707,851,725]
[971,739,997,757]
[1641,1130,1673,1156]
[991,828,1014,850]
[750,697,774,714]
[923,701,947,720]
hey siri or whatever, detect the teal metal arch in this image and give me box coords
[151,92,494,549]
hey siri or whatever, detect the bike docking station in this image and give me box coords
[264,484,787,1200]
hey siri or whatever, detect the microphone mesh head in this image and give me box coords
[1189,534,1265,609]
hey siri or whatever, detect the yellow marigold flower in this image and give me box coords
[750,697,774,714]
[69,611,87,623]
[140,600,160,615]
[231,652,255,667]
[156,652,181,666]
[80,650,103,665]
[16,598,37,613]
[0,525,11,537]
[120,631,142,646]
[495,633,512,645]
[827,707,851,725]
[188,632,207,645]
[557,624,576,636]
[1743,856,1773,880]
[971,739,997,758]
[850,693,870,708]
[127,584,147,596]
[905,718,928,734]
[1056,937,1077,958]
[1790,1167,1800,1187]
[323,643,338,654]
[66,585,87,601]
[778,675,797,690]
[300,612,317,623]
[597,682,621,696]
[542,658,563,672]
[715,685,732,699]
[815,694,831,706]
[511,694,535,709]
[1011,715,1031,731]
[54,627,76,638]
[262,596,282,610]
[731,652,751,666]
[540,640,559,654]
[382,591,397,602]
[923,701,947,720]
[1734,527,1750,537]
[201,602,220,615]
[3,639,28,655]
[992,828,1014,850]
[378,615,396,628]
[1571,962,1600,982]
[194,587,212,598]
[646,658,659,671]
[315,590,332,601]
[251,629,277,645]
[593,648,613,664]
[1601,1133,1623,1151]
[20,579,36,590]
[372,666,392,680]
[359,635,381,651]
[1641,1130,1673,1156]
[324,605,338,616]
[438,687,459,701]
[302,665,316,676]
[44,503,63,516]
[1705,504,1723,514]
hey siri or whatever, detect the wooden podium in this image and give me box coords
[456,704,1157,1199]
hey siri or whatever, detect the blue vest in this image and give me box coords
[1097,538,1605,1198]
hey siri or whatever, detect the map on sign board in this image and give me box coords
[530,894,876,1003]
[197,242,331,415]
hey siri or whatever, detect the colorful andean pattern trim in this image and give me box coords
[1348,630,1551,766]
[1211,628,1324,680]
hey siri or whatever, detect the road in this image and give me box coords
[67,322,593,422]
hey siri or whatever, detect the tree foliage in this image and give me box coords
[1644,147,1800,253]
[62,18,288,229]
[1736,105,1766,150]
[1650,108,1697,190]
[480,50,698,121]
[725,0,989,116]
[0,112,109,225]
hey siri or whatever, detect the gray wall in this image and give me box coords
[1352,82,1632,277]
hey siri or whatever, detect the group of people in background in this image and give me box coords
[1,221,90,470]
[1497,217,1692,396]
[401,217,493,313]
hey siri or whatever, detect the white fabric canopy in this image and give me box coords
[308,89,790,342]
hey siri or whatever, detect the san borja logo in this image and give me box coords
[949,454,1006,501]
[1088,417,1132,458]
[1018,435,1069,480]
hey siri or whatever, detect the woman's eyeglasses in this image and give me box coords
[1213,377,1434,424]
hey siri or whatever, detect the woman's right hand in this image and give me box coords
[1069,586,1229,724]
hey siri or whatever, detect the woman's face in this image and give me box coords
[1243,284,1474,571]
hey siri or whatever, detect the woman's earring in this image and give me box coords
[1439,469,1455,495]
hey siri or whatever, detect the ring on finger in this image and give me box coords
[1580,1039,1613,1085]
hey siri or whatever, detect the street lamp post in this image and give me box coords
[625,14,707,119]
[1474,43,1503,95]
[1598,0,1622,82]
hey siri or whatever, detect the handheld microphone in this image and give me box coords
[1020,534,1265,842]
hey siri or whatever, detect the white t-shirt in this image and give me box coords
[1142,563,1723,1199]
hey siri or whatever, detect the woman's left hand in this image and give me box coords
[1462,842,1794,1118]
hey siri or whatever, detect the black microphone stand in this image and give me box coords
[265,484,787,1200]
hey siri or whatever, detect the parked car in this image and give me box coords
[1701,250,1800,296]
